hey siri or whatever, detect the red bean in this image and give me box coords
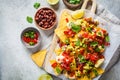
[35,8,56,29]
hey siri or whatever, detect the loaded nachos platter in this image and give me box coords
[44,9,112,80]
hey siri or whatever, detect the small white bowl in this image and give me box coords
[21,27,41,52]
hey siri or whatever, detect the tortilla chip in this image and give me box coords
[54,48,62,55]
[59,10,75,28]
[55,27,67,42]
[78,76,91,80]
[90,68,104,78]
[31,49,47,67]
[49,60,56,64]
[55,10,75,42]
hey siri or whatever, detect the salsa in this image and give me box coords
[22,30,38,46]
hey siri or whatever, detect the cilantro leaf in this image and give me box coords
[78,55,87,63]
[93,69,98,76]
[34,2,40,9]
[71,22,81,33]
[90,41,98,47]
[55,67,62,74]
[26,16,33,23]
[75,39,80,46]
[105,35,110,42]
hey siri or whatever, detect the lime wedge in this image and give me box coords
[38,74,53,80]
[71,10,85,19]
[46,0,59,5]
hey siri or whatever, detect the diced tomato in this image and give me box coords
[104,42,110,46]
[62,51,69,57]
[51,62,57,68]
[82,32,89,38]
[79,48,84,55]
[71,42,75,47]
[59,42,65,47]
[85,53,91,60]
[65,18,69,23]
[23,37,31,43]
[99,54,104,59]
[33,38,37,43]
[78,63,84,71]
[90,53,99,62]
[57,39,60,43]
[102,29,107,34]
[69,71,75,77]
[34,33,38,39]
[88,47,94,53]
[61,63,70,71]
[64,29,76,37]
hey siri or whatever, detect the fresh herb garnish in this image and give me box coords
[65,39,70,45]
[78,55,87,63]
[93,69,98,76]
[90,41,98,47]
[105,35,110,42]
[95,47,100,52]
[34,2,40,9]
[75,39,80,46]
[55,67,61,74]
[70,22,81,33]
[26,16,33,23]
[87,27,92,32]
[98,32,102,36]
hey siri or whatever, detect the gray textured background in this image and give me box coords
[0,0,120,80]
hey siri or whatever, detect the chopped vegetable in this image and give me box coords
[71,22,81,33]
[65,39,70,45]
[68,0,81,4]
[22,30,38,46]
[34,2,40,9]
[105,35,110,42]
[90,41,98,47]
[55,67,62,74]
[75,39,80,46]
[93,69,98,76]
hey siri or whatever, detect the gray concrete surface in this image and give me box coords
[0,0,120,80]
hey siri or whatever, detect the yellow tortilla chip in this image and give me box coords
[90,68,104,78]
[49,60,56,64]
[54,48,62,55]
[31,49,47,67]
[59,10,75,28]
[55,10,75,42]
[55,27,67,42]
[78,76,91,80]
